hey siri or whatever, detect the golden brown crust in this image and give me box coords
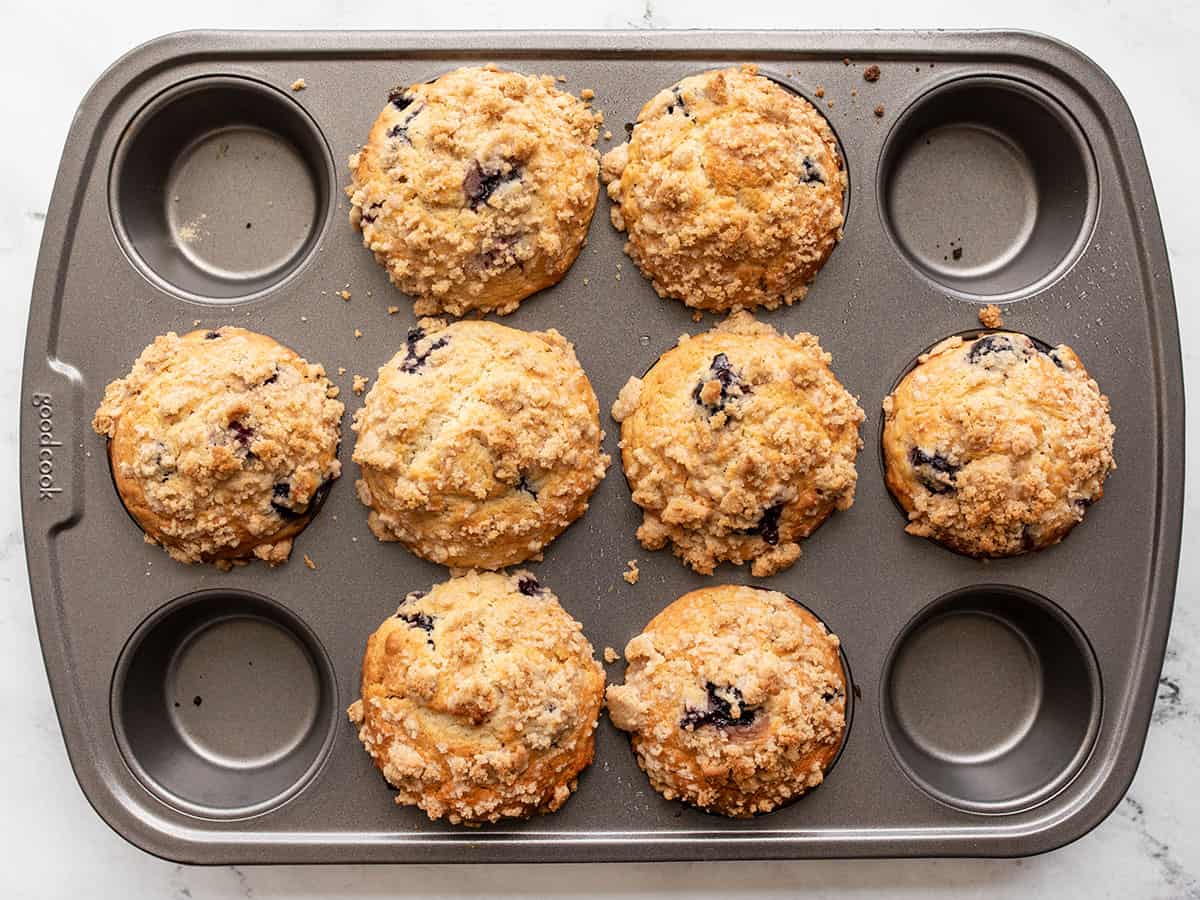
[91,327,343,567]
[606,585,846,817]
[352,319,609,569]
[347,64,601,317]
[600,65,845,312]
[612,312,863,576]
[882,332,1116,556]
[348,571,605,824]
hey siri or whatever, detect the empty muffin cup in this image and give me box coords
[110,76,334,302]
[111,590,337,818]
[881,586,1101,814]
[878,77,1097,300]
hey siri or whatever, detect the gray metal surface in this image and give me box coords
[18,29,1182,864]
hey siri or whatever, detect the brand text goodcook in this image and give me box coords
[31,394,63,499]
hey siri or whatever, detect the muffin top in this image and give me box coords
[91,327,343,567]
[612,312,863,577]
[348,570,605,824]
[606,585,847,817]
[601,64,845,312]
[348,64,601,317]
[882,331,1115,556]
[352,319,609,569]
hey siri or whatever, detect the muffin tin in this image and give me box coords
[20,30,1182,862]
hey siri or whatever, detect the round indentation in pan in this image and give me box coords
[878,77,1097,301]
[112,589,337,818]
[110,76,334,303]
[881,585,1101,814]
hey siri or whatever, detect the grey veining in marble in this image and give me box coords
[1,1,1197,897]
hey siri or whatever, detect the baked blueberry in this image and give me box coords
[680,682,758,730]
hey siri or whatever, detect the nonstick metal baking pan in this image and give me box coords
[20,29,1183,863]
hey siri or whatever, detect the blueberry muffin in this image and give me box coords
[91,327,343,567]
[348,570,605,824]
[612,312,863,577]
[352,319,609,569]
[606,585,847,817]
[882,332,1116,556]
[601,64,845,312]
[347,64,601,317]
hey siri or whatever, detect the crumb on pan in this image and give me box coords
[303,554,317,570]
[387,306,400,315]
[623,559,640,584]
[339,289,352,301]
[604,646,620,663]
[354,328,363,339]
[352,374,369,395]
[337,366,347,376]
[581,88,595,100]
[979,304,1004,329]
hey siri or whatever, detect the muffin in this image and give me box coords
[611,312,863,577]
[347,64,601,317]
[606,585,847,817]
[91,327,343,567]
[882,331,1116,556]
[348,570,605,824]
[600,64,845,312]
[352,319,609,569]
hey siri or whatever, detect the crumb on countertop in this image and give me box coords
[864,64,881,82]
[874,104,885,118]
[979,304,1004,329]
[604,646,620,663]
[623,559,640,585]
[303,554,317,570]
[290,78,306,91]
[352,374,369,395]
[842,57,852,66]
[814,86,825,98]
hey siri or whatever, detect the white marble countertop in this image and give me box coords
[2,1,1196,897]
